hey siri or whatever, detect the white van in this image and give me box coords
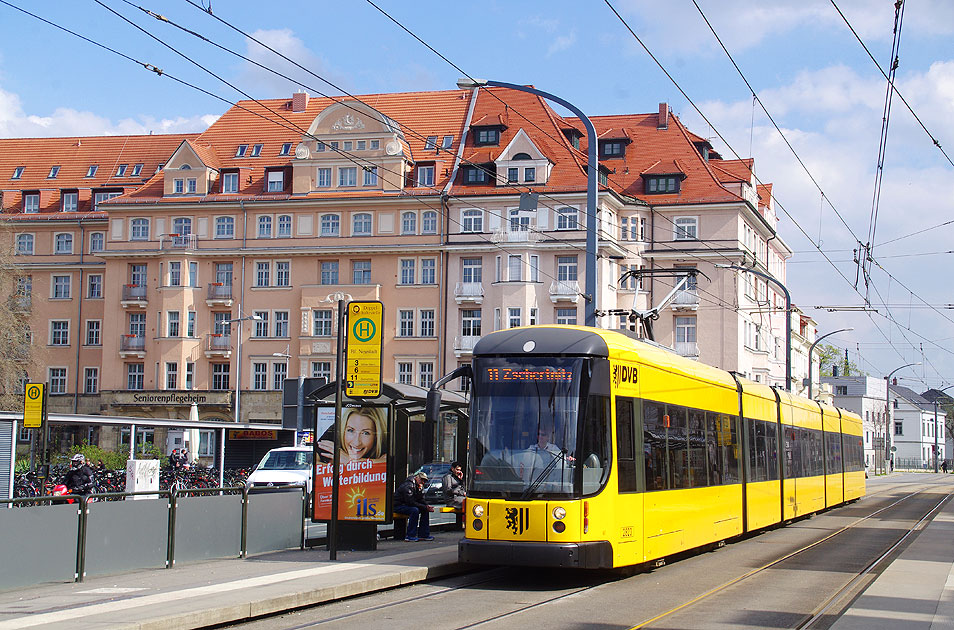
[246,446,313,494]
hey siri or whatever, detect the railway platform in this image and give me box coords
[1,489,953,630]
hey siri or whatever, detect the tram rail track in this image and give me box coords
[629,481,952,629]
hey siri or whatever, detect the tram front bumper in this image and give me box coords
[459,539,613,569]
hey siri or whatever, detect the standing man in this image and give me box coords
[442,462,466,509]
[393,471,434,542]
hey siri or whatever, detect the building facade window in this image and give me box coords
[313,310,332,336]
[398,362,413,385]
[169,261,181,287]
[127,363,144,390]
[131,218,149,240]
[49,368,67,394]
[352,213,372,235]
[16,233,34,255]
[52,275,71,299]
[674,216,698,240]
[273,362,287,390]
[353,260,371,284]
[89,232,105,252]
[320,214,339,236]
[557,255,578,282]
[419,362,434,388]
[85,368,99,394]
[338,167,357,187]
[255,261,270,287]
[311,361,331,382]
[212,364,230,390]
[401,212,417,234]
[556,308,577,325]
[275,261,290,287]
[317,168,332,188]
[166,362,178,390]
[422,210,437,234]
[85,320,101,346]
[55,233,73,254]
[399,259,415,285]
[461,309,482,337]
[258,216,273,238]
[222,172,239,193]
[254,312,269,338]
[557,207,578,230]
[274,311,289,337]
[253,363,268,390]
[51,320,70,346]
[23,193,39,213]
[417,166,435,187]
[461,209,483,233]
[62,192,78,212]
[508,307,521,328]
[320,261,339,285]
[421,258,436,284]
[277,215,292,237]
[363,167,378,186]
[399,310,414,337]
[462,258,482,283]
[420,310,435,337]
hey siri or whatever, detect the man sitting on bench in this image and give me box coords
[393,471,434,542]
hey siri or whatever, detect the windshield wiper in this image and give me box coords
[520,449,566,500]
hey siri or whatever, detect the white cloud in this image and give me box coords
[548,31,577,57]
[241,29,352,98]
[0,84,215,138]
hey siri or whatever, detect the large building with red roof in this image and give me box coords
[1,87,817,463]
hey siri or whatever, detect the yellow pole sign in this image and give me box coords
[23,383,45,429]
[346,301,384,398]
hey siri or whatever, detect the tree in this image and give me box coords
[817,344,864,377]
[0,226,46,411]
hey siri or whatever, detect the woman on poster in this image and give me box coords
[318,406,388,464]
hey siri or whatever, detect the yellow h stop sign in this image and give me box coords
[346,301,383,398]
[23,383,45,428]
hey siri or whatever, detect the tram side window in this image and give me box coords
[688,409,707,487]
[615,397,638,493]
[765,421,779,480]
[705,412,723,485]
[849,435,863,471]
[748,420,766,482]
[826,432,842,474]
[581,396,611,495]
[667,405,690,489]
[784,427,799,478]
[812,429,825,476]
[721,414,741,484]
[643,401,667,491]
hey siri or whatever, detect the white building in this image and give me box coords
[889,385,946,470]
[824,376,887,472]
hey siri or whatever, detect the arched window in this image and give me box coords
[401,211,417,234]
[422,210,438,234]
[512,152,532,160]
[131,218,149,240]
[352,213,372,236]
[461,209,483,233]
[277,215,292,237]
[16,233,34,255]
[258,216,272,238]
[320,214,340,237]
[173,217,192,236]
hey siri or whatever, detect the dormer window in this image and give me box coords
[86,165,99,178]
[132,164,143,176]
[417,165,435,187]
[441,135,453,149]
[463,165,492,184]
[279,143,291,156]
[600,140,626,159]
[116,164,128,177]
[266,169,285,192]
[425,136,438,149]
[562,128,582,150]
[221,171,239,193]
[507,167,518,183]
[251,144,263,157]
[23,192,39,213]
[645,175,681,194]
[180,164,192,170]
[235,144,248,157]
[48,166,60,179]
[524,167,536,183]
[12,166,24,179]
[475,128,500,146]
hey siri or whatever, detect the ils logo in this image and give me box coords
[612,364,638,387]
[505,507,530,535]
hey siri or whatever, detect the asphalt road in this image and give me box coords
[229,474,949,630]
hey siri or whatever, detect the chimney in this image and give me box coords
[657,102,669,129]
[292,91,309,113]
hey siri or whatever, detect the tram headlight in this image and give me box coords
[552,506,566,520]
[472,504,484,518]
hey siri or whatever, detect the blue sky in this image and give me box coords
[2,0,953,387]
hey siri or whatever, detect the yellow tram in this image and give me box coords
[446,325,864,569]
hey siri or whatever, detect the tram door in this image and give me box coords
[614,390,644,565]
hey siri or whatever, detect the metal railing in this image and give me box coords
[549,280,581,301]
[121,284,147,301]
[672,289,700,306]
[674,341,699,357]
[207,283,233,300]
[454,335,480,352]
[206,333,232,352]
[120,334,146,351]
[160,233,197,249]
[454,282,484,300]
[491,228,540,243]
[0,485,305,588]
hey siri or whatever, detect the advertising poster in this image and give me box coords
[313,405,389,521]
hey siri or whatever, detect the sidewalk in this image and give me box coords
[831,488,954,629]
[0,531,467,630]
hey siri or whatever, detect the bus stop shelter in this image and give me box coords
[1,412,293,498]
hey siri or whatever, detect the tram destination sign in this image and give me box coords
[346,301,384,398]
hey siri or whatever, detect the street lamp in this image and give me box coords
[716,264,792,391]
[228,308,263,425]
[931,385,954,473]
[807,327,854,399]
[884,362,920,475]
[457,78,599,326]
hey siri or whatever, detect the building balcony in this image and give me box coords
[674,341,699,358]
[121,284,147,308]
[205,333,232,358]
[119,334,146,358]
[454,282,484,304]
[491,228,539,244]
[549,280,581,303]
[454,335,480,357]
[7,294,31,312]
[206,283,234,307]
[159,233,197,250]
[671,289,699,311]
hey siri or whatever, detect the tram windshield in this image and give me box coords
[467,356,591,498]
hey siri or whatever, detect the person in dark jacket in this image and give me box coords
[393,472,434,541]
[64,453,96,497]
[442,461,465,509]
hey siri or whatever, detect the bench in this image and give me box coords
[391,505,464,539]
